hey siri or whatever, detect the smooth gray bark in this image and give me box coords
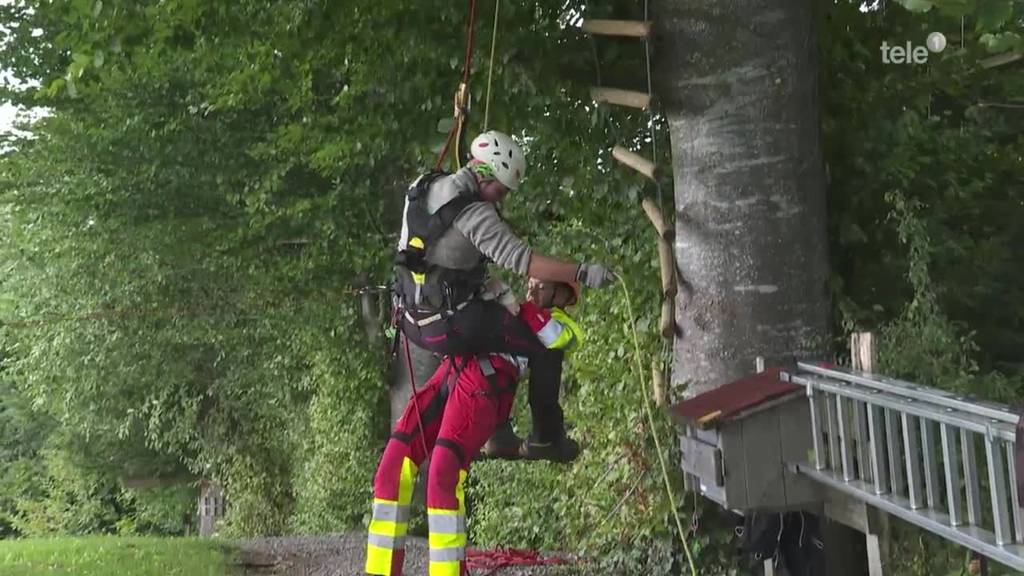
[656,0,831,397]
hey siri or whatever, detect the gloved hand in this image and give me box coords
[576,263,615,289]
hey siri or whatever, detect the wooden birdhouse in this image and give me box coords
[671,368,819,512]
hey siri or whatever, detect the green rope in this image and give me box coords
[616,273,698,576]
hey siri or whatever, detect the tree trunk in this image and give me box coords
[656,0,831,397]
[389,337,441,428]
[656,3,867,574]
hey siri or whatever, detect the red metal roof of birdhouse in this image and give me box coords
[670,368,802,428]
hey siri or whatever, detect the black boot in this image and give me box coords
[480,420,523,460]
[519,432,580,463]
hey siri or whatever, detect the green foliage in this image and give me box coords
[824,3,1023,571]
[0,0,691,570]
[824,0,1024,371]
[0,536,233,576]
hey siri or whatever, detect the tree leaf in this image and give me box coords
[897,0,934,12]
[975,0,1014,31]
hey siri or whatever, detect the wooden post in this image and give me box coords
[590,87,651,110]
[581,19,652,38]
[850,332,877,374]
[850,331,886,575]
[612,146,658,181]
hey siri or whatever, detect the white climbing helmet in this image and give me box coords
[469,130,526,190]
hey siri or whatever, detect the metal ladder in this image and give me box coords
[787,362,1024,570]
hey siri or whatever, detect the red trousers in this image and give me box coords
[366,354,518,576]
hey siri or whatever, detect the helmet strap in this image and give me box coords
[470,161,497,181]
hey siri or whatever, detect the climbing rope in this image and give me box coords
[642,0,664,208]
[482,0,501,130]
[617,272,698,576]
[434,0,480,171]
[402,333,432,459]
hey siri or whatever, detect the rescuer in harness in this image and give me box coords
[367,280,584,576]
[395,129,614,462]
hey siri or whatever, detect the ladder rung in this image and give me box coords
[659,299,674,339]
[942,423,964,526]
[657,238,677,299]
[961,429,982,525]
[986,437,1012,545]
[613,146,657,181]
[921,419,942,509]
[980,52,1022,69]
[808,390,827,470]
[868,405,888,494]
[902,413,924,509]
[1004,442,1024,543]
[581,19,652,38]
[640,196,671,240]
[591,87,651,110]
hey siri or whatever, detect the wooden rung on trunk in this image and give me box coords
[980,52,1022,69]
[612,145,657,181]
[652,360,667,408]
[590,87,651,110]
[641,196,671,241]
[657,238,677,299]
[660,298,674,339]
[581,19,652,39]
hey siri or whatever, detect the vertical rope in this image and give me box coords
[483,0,501,130]
[643,0,664,209]
[617,273,698,576]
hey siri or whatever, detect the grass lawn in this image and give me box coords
[0,536,236,576]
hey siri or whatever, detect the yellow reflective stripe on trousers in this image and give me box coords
[428,559,462,576]
[372,498,410,523]
[366,457,419,575]
[398,457,418,505]
[366,542,394,575]
[427,470,468,576]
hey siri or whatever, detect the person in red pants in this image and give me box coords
[365,283,582,576]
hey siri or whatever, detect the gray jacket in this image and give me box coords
[397,168,532,276]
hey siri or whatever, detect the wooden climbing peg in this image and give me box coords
[659,299,674,339]
[980,52,1021,69]
[640,197,671,241]
[652,360,667,408]
[581,19,652,39]
[657,239,677,299]
[612,145,657,181]
[590,87,651,110]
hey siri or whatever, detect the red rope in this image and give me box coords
[467,548,571,575]
[402,333,431,460]
[461,0,478,85]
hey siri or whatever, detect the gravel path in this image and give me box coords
[235,532,578,576]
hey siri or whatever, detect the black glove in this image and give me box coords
[576,263,615,289]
